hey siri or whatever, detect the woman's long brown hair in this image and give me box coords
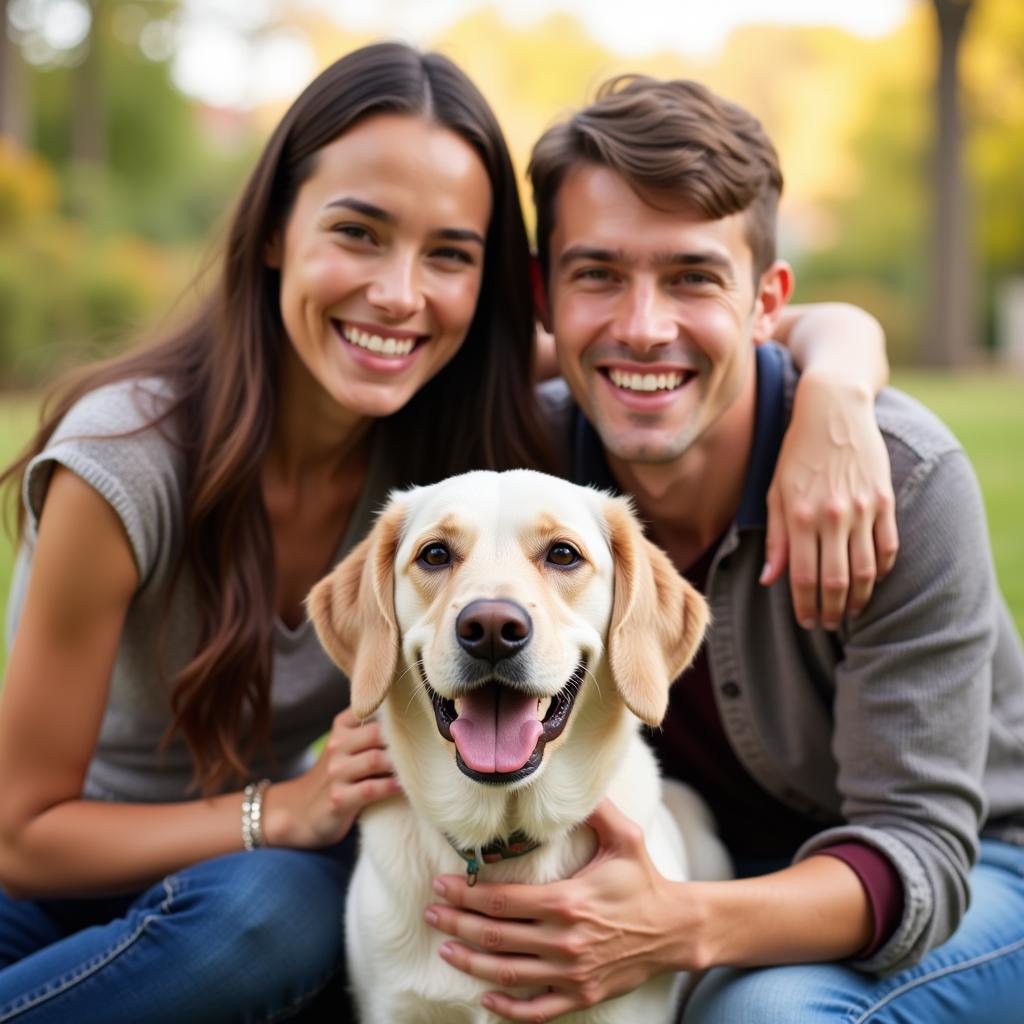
[1,43,554,793]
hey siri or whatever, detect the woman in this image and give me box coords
[0,43,891,1022]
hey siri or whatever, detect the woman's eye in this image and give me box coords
[431,246,474,265]
[546,542,581,568]
[335,224,373,242]
[417,542,451,568]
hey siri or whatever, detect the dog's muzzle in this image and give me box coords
[424,658,587,785]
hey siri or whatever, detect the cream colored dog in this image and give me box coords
[309,469,729,1024]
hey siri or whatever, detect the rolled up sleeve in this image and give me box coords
[795,448,997,974]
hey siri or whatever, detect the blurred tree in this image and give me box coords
[71,0,105,167]
[0,0,30,145]
[927,0,975,366]
[791,0,1023,364]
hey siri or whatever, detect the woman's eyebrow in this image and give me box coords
[324,197,483,246]
[435,227,485,246]
[326,196,393,221]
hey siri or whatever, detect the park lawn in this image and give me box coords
[893,371,1024,634]
[0,374,1022,677]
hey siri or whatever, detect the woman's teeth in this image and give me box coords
[608,368,685,392]
[343,325,417,357]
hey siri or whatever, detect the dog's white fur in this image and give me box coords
[309,469,730,1024]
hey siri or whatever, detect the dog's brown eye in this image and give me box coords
[418,542,451,568]
[546,542,581,568]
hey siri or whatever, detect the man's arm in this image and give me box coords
[426,801,872,1023]
[426,438,996,1018]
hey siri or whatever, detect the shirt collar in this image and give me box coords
[570,342,790,530]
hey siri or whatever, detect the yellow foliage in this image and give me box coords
[0,138,59,233]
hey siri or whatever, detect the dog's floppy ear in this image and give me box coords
[604,497,709,726]
[307,499,406,720]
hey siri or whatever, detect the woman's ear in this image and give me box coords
[604,497,709,725]
[264,231,282,270]
[307,500,406,720]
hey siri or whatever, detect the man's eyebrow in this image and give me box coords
[655,250,736,280]
[559,245,734,276]
[558,245,625,268]
[324,198,484,247]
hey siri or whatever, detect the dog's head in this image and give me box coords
[309,470,707,839]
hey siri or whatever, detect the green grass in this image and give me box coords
[892,372,1024,635]
[0,394,38,671]
[1,375,1022,678]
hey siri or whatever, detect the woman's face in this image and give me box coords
[268,113,493,420]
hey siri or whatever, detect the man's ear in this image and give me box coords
[752,259,794,344]
[530,252,552,333]
[307,500,406,720]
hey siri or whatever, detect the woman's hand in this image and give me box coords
[424,799,702,1022]
[263,707,401,849]
[762,370,899,630]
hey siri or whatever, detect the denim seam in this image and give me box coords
[0,883,178,1022]
[851,934,1024,1023]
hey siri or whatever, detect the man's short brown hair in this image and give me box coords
[529,75,784,283]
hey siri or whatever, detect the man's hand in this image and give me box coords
[762,371,898,629]
[424,799,700,1022]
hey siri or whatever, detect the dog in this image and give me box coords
[308,469,730,1023]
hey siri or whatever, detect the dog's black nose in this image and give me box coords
[456,599,532,662]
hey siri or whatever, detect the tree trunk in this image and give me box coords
[925,0,975,366]
[71,0,106,166]
[0,0,30,145]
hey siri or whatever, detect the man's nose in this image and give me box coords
[612,281,677,351]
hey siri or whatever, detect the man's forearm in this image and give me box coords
[678,854,874,970]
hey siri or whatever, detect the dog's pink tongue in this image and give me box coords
[450,685,543,774]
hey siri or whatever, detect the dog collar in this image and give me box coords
[448,831,541,886]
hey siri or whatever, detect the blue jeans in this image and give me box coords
[685,839,1024,1023]
[0,840,357,1023]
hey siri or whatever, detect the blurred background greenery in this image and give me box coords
[1,0,1022,667]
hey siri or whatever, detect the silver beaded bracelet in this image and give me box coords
[241,779,271,851]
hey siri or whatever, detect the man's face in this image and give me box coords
[547,164,782,465]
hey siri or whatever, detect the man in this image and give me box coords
[425,76,1024,1022]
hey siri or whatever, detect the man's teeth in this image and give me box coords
[343,325,416,357]
[608,368,685,392]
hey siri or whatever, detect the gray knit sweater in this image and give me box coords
[5,378,397,802]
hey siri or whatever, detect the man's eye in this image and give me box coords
[678,271,714,286]
[417,542,451,568]
[546,542,581,568]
